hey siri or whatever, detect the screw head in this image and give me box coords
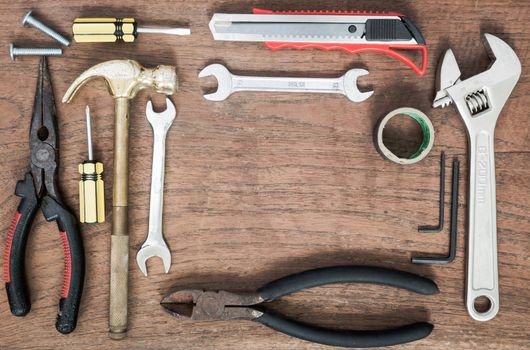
[21,10,33,26]
[9,43,15,61]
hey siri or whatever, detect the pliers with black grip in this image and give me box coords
[161,266,438,348]
[3,57,85,334]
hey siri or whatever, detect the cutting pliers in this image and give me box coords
[3,57,85,334]
[161,266,438,348]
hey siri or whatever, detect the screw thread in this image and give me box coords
[25,16,70,46]
[13,47,63,56]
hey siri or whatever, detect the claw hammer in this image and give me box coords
[63,60,177,339]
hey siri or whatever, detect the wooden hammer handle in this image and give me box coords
[109,98,130,339]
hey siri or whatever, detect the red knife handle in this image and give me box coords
[264,42,427,76]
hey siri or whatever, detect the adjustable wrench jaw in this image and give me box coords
[434,33,521,121]
[433,33,521,322]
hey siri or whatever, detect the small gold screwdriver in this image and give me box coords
[79,106,105,223]
[72,18,191,43]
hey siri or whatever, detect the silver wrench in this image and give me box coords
[433,34,521,321]
[198,63,372,102]
[136,98,176,276]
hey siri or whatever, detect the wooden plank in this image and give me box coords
[0,0,528,349]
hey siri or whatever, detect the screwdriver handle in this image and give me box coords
[73,18,191,42]
[73,18,138,42]
[79,161,105,223]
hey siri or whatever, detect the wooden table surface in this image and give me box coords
[0,1,528,349]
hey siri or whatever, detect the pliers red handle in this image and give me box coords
[3,57,85,334]
[161,266,438,348]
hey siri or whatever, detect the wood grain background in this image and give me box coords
[0,0,528,349]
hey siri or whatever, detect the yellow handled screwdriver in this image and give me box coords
[79,106,105,223]
[72,18,191,42]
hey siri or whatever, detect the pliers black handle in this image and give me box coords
[255,266,437,348]
[4,174,85,334]
[162,266,438,348]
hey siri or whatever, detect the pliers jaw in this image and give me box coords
[29,56,59,201]
[161,290,263,321]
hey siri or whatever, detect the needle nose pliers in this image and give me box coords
[3,57,85,334]
[161,266,438,348]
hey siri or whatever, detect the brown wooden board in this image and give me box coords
[0,0,528,349]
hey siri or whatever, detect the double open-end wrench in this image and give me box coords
[136,98,176,276]
[199,63,372,102]
[433,34,521,321]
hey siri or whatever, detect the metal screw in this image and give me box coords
[9,43,62,61]
[22,10,70,46]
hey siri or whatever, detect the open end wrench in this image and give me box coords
[136,98,176,276]
[433,34,521,321]
[198,63,373,102]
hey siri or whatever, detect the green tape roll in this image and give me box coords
[375,107,435,165]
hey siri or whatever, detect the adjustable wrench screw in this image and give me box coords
[9,43,62,61]
[22,10,70,46]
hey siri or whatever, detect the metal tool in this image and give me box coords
[72,18,191,42]
[63,60,177,339]
[162,266,438,348]
[3,57,84,334]
[22,10,70,46]
[9,44,62,60]
[199,64,372,102]
[136,98,176,276]
[413,157,460,265]
[79,106,105,224]
[209,9,427,75]
[433,34,521,321]
[418,152,445,233]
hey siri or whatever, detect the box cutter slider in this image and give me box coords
[161,266,439,348]
[209,9,427,76]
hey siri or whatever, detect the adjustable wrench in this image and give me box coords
[433,34,521,321]
[198,63,372,102]
[136,98,176,276]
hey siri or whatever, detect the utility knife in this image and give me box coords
[209,9,427,76]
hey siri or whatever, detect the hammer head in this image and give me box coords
[62,60,177,102]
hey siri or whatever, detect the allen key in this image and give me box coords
[412,157,460,265]
[418,152,445,233]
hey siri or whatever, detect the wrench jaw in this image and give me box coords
[136,242,172,276]
[433,34,521,122]
[433,49,461,109]
[146,98,177,126]
[198,64,233,101]
[342,69,373,103]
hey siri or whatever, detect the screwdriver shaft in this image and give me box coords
[137,27,191,36]
[86,105,93,161]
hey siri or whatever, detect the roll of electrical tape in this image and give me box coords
[375,107,435,165]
